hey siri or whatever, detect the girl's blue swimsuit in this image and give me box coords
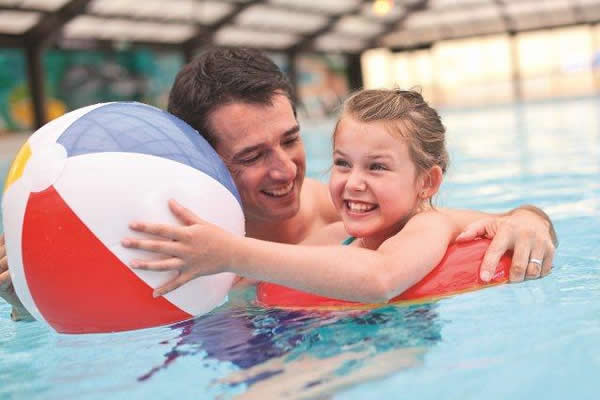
[342,237,356,245]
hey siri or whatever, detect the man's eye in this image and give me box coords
[283,136,299,146]
[240,154,261,164]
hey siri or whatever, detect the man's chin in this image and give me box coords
[245,182,303,223]
[265,203,301,221]
[247,201,301,223]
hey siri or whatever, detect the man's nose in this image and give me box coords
[269,148,297,181]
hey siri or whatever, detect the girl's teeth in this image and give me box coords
[346,201,375,212]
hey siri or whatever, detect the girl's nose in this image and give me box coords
[346,170,366,192]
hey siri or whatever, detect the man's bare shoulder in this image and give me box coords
[300,221,347,246]
[302,178,339,224]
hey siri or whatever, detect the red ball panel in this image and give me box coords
[21,186,192,333]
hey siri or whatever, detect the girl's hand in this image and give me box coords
[121,199,236,297]
[456,212,554,282]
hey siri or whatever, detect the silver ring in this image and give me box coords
[528,258,543,266]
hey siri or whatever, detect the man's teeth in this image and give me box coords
[346,201,376,212]
[264,182,293,197]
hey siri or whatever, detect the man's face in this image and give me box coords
[210,94,306,223]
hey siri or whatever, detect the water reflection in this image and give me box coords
[139,290,443,398]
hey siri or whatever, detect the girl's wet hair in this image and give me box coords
[338,88,448,177]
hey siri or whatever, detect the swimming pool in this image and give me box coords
[1,97,599,399]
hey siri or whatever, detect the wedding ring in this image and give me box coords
[528,258,543,266]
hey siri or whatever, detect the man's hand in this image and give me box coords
[0,235,34,321]
[456,206,557,282]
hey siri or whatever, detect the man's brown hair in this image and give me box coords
[168,47,296,147]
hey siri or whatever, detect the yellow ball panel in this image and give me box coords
[4,141,31,194]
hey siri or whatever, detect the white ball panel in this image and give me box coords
[26,142,67,193]
[53,152,244,316]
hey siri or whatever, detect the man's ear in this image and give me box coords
[419,166,443,199]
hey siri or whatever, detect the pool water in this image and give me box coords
[1,97,599,399]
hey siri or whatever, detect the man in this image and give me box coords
[0,47,556,321]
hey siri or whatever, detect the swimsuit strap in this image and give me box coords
[341,236,356,246]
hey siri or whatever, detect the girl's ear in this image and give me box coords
[419,165,443,199]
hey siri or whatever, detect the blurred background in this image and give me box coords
[1,0,600,131]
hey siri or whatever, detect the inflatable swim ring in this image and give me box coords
[257,239,511,310]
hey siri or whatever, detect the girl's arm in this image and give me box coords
[226,212,458,303]
[123,201,459,303]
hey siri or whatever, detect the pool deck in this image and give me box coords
[0,133,30,161]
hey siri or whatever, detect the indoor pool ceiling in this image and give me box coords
[0,0,599,53]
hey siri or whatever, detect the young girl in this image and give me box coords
[123,89,459,303]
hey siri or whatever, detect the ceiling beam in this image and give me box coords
[24,0,93,47]
[0,5,47,12]
[369,0,430,49]
[70,11,201,25]
[286,2,365,53]
[494,0,515,33]
[54,37,183,53]
[388,18,599,51]
[52,37,304,57]
[0,33,25,48]
[285,0,431,54]
[225,22,372,42]
[182,0,266,55]
[569,0,585,24]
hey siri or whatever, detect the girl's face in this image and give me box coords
[329,115,426,246]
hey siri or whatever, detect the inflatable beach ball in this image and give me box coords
[2,102,244,334]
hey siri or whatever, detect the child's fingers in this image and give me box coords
[153,273,190,297]
[130,257,184,271]
[169,199,203,226]
[128,221,185,241]
[121,237,181,256]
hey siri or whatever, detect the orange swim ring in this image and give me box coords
[257,239,511,310]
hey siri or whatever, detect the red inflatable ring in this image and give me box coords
[257,239,511,310]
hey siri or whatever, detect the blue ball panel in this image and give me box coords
[56,102,241,206]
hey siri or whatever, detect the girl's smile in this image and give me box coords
[329,115,426,247]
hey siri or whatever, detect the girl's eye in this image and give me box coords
[334,158,350,168]
[369,163,387,171]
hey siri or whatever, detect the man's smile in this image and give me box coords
[262,181,294,197]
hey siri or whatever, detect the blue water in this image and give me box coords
[1,97,599,399]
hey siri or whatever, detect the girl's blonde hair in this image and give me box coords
[338,88,448,177]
